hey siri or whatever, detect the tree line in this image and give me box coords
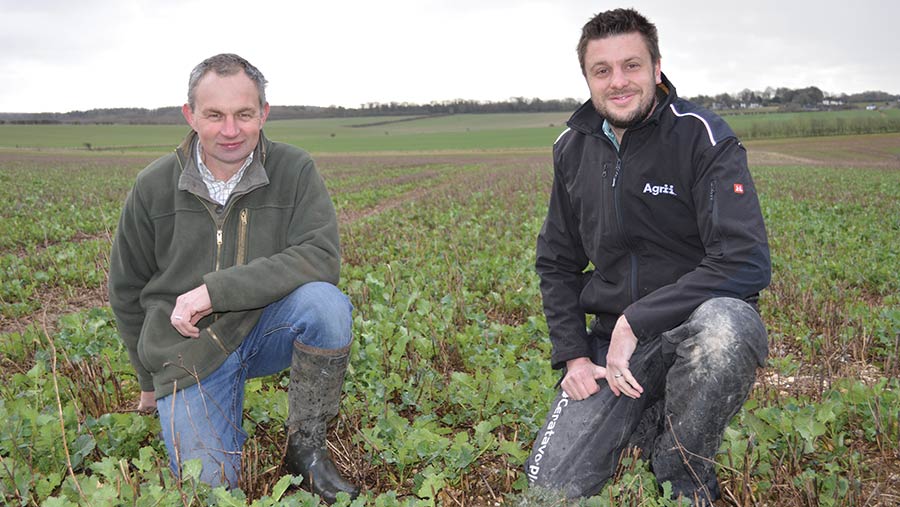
[1,89,896,125]
[0,98,583,125]
[683,88,898,111]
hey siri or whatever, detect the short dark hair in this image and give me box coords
[577,8,660,75]
[187,53,268,110]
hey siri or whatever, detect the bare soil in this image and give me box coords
[746,133,900,169]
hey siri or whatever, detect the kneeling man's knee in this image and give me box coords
[686,298,768,375]
[289,282,353,349]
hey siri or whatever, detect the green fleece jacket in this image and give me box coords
[108,131,340,398]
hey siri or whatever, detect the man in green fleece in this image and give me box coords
[108,53,359,502]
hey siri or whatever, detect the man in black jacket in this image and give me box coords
[525,9,770,505]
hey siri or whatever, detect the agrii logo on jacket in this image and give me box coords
[642,182,677,196]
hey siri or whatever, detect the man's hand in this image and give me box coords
[606,315,643,399]
[170,284,213,338]
[561,357,607,401]
[138,391,157,413]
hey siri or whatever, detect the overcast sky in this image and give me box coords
[1,0,896,113]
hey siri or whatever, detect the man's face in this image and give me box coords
[583,32,661,132]
[182,71,269,177]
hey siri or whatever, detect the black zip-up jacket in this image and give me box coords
[536,73,770,369]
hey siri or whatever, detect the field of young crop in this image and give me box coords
[723,108,900,140]
[2,107,898,153]
[0,112,572,154]
[1,115,898,506]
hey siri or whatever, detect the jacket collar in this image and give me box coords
[175,130,271,202]
[567,72,677,137]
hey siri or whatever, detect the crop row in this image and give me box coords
[0,160,136,252]
[753,167,899,378]
[0,157,476,320]
[725,110,900,140]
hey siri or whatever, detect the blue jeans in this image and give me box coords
[157,282,353,488]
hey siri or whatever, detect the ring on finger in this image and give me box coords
[613,373,623,378]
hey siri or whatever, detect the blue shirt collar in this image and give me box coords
[602,119,620,152]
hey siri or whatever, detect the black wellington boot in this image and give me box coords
[284,341,359,504]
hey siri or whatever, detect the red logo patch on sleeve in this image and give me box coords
[733,183,745,194]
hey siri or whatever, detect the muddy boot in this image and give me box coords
[284,342,359,504]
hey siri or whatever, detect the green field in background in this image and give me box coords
[0,113,570,153]
[2,108,898,153]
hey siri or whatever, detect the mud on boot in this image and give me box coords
[284,341,359,503]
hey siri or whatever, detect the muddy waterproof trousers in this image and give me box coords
[526,298,768,505]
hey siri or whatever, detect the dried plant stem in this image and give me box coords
[42,310,89,505]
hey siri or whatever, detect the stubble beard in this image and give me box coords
[593,91,657,130]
